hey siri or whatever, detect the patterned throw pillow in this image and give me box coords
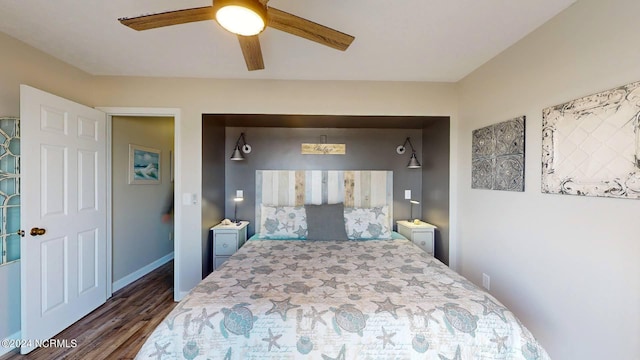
[259,204,308,239]
[344,205,392,240]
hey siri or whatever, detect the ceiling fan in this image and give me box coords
[118,0,355,71]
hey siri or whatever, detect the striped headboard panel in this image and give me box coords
[255,170,393,233]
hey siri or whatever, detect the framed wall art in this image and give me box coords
[542,80,640,199]
[129,144,161,184]
[472,116,526,192]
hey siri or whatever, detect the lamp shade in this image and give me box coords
[230,146,245,160]
[213,0,267,36]
[407,152,422,169]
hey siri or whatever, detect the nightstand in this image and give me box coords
[396,220,436,256]
[211,221,249,270]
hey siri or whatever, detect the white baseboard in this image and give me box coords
[0,331,21,356]
[175,290,190,302]
[112,252,174,293]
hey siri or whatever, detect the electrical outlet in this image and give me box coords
[482,273,491,290]
[404,190,411,199]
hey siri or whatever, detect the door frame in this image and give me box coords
[97,107,181,300]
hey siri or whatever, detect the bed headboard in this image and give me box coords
[255,170,393,233]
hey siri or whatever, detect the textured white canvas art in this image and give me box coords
[542,80,640,199]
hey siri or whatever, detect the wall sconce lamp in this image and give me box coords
[396,137,422,169]
[230,132,252,161]
[409,200,420,223]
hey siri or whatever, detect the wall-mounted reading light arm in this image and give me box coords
[230,132,252,161]
[396,137,421,169]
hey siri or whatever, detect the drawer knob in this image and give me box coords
[420,241,425,245]
[223,243,228,248]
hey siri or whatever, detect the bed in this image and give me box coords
[136,171,549,359]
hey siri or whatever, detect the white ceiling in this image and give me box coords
[0,0,576,82]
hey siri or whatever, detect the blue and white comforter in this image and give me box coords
[136,239,550,359]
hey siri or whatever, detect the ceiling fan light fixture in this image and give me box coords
[213,0,267,36]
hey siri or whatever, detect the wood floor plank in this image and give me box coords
[1,261,176,360]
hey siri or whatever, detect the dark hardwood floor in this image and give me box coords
[1,261,176,360]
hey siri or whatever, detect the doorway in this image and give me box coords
[101,107,182,300]
[110,116,174,292]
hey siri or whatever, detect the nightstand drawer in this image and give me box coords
[211,221,249,270]
[214,256,230,269]
[412,230,434,254]
[215,233,238,256]
[396,220,436,256]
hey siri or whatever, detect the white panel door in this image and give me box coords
[20,85,107,354]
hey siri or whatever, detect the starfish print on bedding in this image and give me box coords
[371,206,385,218]
[266,297,300,321]
[163,301,193,330]
[321,290,335,299]
[294,225,307,238]
[491,329,509,352]
[262,283,280,292]
[414,306,439,327]
[354,262,372,271]
[305,306,328,329]
[376,326,396,349]
[321,277,345,289]
[350,283,368,292]
[371,297,405,319]
[405,276,428,288]
[235,277,257,289]
[149,341,170,360]
[223,290,238,298]
[472,295,508,322]
[192,308,218,334]
[262,328,282,351]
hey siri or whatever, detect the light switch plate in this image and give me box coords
[236,190,244,198]
[404,190,411,199]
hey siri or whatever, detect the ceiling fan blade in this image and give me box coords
[267,7,355,51]
[119,6,215,31]
[238,36,265,71]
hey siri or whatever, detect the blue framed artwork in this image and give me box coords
[129,144,161,184]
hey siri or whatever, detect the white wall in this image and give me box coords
[112,116,174,284]
[457,0,640,359]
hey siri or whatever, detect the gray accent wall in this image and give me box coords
[201,122,226,276]
[422,120,450,265]
[223,127,424,237]
[201,117,452,274]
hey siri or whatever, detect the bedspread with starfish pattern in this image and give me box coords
[136,238,550,359]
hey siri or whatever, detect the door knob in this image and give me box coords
[30,227,46,236]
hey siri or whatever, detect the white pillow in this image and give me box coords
[344,205,392,240]
[258,204,308,239]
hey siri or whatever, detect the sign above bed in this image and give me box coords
[255,170,393,233]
